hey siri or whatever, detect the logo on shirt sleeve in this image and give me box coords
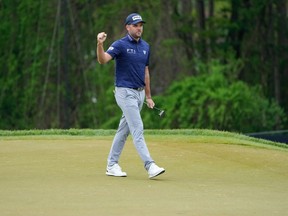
[143,50,147,55]
[108,46,114,51]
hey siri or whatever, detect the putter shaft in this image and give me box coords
[144,102,165,118]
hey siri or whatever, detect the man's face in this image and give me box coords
[126,22,144,39]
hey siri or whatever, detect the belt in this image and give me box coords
[132,87,145,91]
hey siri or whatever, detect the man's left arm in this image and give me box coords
[144,66,155,109]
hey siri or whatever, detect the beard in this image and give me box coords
[130,31,142,39]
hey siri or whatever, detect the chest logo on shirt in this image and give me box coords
[126,49,147,55]
[127,49,136,54]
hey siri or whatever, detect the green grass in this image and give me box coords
[1,129,287,149]
[0,129,288,216]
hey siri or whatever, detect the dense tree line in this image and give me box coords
[0,0,287,132]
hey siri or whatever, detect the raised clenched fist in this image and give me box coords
[97,32,107,44]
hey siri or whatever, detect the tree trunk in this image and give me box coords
[275,0,288,110]
[196,0,207,60]
[209,0,214,17]
[61,0,70,129]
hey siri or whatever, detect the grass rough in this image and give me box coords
[0,129,287,149]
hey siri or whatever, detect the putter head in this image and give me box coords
[158,110,165,117]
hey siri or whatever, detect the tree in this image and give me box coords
[0,0,287,130]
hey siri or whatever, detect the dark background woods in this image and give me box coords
[0,0,287,133]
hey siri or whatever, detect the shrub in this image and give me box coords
[143,71,286,133]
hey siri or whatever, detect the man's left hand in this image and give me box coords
[146,98,155,109]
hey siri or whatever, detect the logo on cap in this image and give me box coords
[132,15,142,21]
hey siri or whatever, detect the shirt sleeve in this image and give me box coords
[106,41,121,59]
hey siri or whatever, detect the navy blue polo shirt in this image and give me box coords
[106,34,150,88]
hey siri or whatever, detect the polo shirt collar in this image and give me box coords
[127,34,141,43]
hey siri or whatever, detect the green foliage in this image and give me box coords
[143,61,287,133]
[0,0,287,131]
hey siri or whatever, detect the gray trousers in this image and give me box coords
[107,87,154,171]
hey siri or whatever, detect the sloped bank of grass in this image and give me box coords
[0,129,287,150]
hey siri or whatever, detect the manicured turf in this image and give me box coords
[0,132,287,216]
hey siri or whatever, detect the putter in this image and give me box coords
[144,102,165,117]
[113,90,165,117]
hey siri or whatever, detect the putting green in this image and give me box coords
[0,135,287,216]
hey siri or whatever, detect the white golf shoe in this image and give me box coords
[148,163,165,179]
[106,164,127,177]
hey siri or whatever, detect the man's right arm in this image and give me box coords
[97,32,112,64]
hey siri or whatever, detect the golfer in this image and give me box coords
[97,13,165,179]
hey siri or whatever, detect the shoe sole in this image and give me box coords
[149,169,165,179]
[106,171,127,177]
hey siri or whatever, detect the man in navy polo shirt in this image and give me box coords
[97,13,165,179]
